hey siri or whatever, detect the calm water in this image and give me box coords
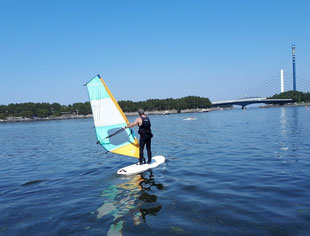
[1,107,310,235]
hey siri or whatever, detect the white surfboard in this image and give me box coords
[117,155,165,175]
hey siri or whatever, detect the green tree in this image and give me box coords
[0,113,7,120]
[72,102,89,115]
[20,110,34,118]
[37,108,49,118]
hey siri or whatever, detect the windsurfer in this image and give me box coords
[125,109,153,165]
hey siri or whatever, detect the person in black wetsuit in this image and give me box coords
[125,109,153,165]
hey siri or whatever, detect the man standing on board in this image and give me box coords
[125,109,153,165]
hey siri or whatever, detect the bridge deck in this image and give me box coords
[212,98,293,107]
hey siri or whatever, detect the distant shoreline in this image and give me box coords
[0,108,225,123]
[2,103,308,123]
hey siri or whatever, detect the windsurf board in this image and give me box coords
[117,155,165,175]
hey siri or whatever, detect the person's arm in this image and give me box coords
[125,118,141,128]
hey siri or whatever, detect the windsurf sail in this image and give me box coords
[86,74,139,158]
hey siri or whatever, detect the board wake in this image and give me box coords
[117,155,165,175]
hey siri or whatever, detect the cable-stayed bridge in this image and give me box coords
[212,71,310,108]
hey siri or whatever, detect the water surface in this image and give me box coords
[1,107,310,235]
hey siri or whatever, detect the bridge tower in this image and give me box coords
[280,69,284,93]
[292,45,296,91]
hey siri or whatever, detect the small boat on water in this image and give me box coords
[184,117,197,121]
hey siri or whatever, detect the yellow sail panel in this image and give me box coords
[111,141,140,158]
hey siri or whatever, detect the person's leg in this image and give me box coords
[139,136,146,164]
[146,137,152,163]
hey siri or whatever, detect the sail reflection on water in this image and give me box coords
[97,171,163,235]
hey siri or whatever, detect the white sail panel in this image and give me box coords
[91,98,125,127]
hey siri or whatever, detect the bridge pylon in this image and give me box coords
[292,45,296,91]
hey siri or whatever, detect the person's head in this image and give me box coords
[138,109,145,116]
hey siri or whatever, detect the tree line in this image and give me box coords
[119,96,212,113]
[269,90,310,103]
[0,102,91,120]
[0,96,212,119]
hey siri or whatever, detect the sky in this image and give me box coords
[0,0,309,105]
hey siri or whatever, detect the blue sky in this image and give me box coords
[0,0,309,105]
